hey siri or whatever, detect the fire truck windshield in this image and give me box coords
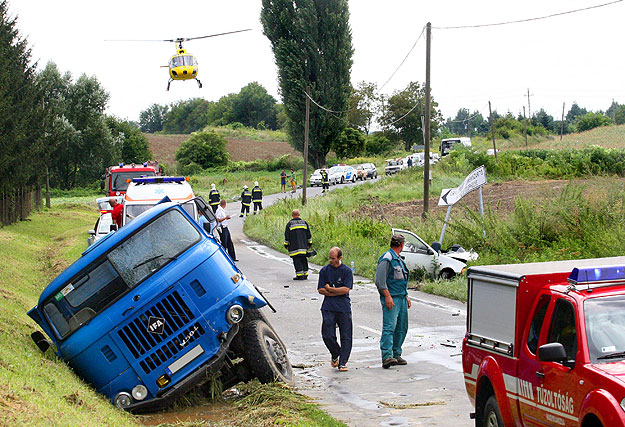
[42,208,201,339]
[111,171,156,192]
[584,295,625,363]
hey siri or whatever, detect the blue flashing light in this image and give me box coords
[143,162,148,167]
[132,176,185,184]
[119,163,124,167]
[568,265,625,284]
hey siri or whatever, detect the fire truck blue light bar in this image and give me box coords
[568,266,625,285]
[132,177,185,184]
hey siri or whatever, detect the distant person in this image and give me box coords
[252,181,263,214]
[375,233,411,369]
[407,156,413,168]
[215,199,237,261]
[284,209,312,280]
[280,170,287,192]
[240,185,252,217]
[290,168,297,193]
[318,247,353,372]
[321,168,330,193]
[109,198,123,229]
[209,184,220,213]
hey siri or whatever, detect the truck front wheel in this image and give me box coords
[483,395,503,427]
[242,319,294,385]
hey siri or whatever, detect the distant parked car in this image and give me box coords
[440,137,471,156]
[486,148,500,156]
[360,163,378,179]
[355,165,368,180]
[329,165,356,183]
[309,169,323,186]
[384,158,406,175]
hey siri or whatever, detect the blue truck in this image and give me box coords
[28,196,292,412]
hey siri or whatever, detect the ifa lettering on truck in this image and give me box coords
[463,256,625,426]
[103,161,160,196]
[28,197,293,412]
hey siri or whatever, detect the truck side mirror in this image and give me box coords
[31,331,50,353]
[110,224,118,232]
[88,229,96,236]
[538,342,568,363]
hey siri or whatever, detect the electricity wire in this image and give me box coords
[378,25,426,92]
[433,0,622,30]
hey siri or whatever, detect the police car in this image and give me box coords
[310,169,338,186]
[329,165,357,184]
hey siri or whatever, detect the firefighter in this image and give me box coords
[284,209,312,280]
[209,184,220,213]
[252,181,263,214]
[240,185,252,217]
[321,168,330,193]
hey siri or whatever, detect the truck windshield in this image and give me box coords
[584,295,625,363]
[42,209,201,339]
[111,171,156,192]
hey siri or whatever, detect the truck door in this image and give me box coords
[537,297,587,426]
[517,293,551,425]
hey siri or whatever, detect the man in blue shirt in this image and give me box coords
[317,247,353,372]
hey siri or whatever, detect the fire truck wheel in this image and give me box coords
[483,395,503,427]
[440,269,455,280]
[242,319,294,386]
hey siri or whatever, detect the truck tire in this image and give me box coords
[241,318,294,385]
[440,269,455,280]
[483,395,503,427]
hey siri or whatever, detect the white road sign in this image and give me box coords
[438,165,487,206]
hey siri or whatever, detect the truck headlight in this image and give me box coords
[132,385,148,401]
[114,392,132,409]
[620,397,625,412]
[226,304,244,324]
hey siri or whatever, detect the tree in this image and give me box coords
[163,98,210,133]
[231,82,278,129]
[175,131,229,170]
[364,132,396,155]
[333,127,365,158]
[107,117,153,163]
[445,108,486,137]
[615,105,625,125]
[576,112,612,133]
[566,102,587,125]
[379,81,442,150]
[139,103,169,133]
[261,0,353,168]
[348,81,380,135]
[533,109,554,132]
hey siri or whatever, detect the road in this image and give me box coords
[223,178,474,426]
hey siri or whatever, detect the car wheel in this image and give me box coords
[482,395,503,427]
[440,269,455,280]
[341,177,344,184]
[241,318,294,385]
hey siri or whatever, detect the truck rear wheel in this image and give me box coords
[483,395,503,427]
[241,319,294,385]
[440,269,455,280]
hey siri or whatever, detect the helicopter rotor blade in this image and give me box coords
[182,29,252,42]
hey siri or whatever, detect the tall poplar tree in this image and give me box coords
[261,0,353,167]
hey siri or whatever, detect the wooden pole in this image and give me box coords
[523,106,528,148]
[42,98,50,209]
[423,22,431,219]
[489,101,497,160]
[302,85,310,206]
[560,102,565,141]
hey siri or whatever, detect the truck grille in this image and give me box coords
[117,290,197,359]
[139,321,205,374]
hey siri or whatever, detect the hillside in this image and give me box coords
[146,132,298,167]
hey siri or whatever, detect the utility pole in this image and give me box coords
[526,88,532,119]
[423,22,431,219]
[42,98,50,209]
[489,101,497,160]
[523,106,528,148]
[302,85,310,206]
[560,102,565,141]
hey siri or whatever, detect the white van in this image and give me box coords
[440,137,471,156]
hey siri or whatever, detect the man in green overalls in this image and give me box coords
[375,233,411,369]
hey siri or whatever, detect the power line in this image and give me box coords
[433,0,622,30]
[378,25,426,92]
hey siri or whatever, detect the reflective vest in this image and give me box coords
[321,170,329,184]
[377,249,409,297]
[284,217,312,257]
[252,186,263,202]
[240,190,252,206]
[209,189,220,206]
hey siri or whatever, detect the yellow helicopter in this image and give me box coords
[107,29,251,91]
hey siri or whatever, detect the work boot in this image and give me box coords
[239,214,243,217]
[395,356,407,365]
[382,357,397,369]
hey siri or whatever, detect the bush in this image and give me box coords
[333,128,366,158]
[365,133,396,155]
[576,112,612,132]
[175,131,229,169]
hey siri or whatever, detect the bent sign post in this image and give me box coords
[438,166,487,245]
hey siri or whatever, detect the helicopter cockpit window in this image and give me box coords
[171,55,196,67]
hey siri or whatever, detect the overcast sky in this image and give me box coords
[10,0,625,124]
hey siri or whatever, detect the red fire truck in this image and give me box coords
[102,161,160,196]
[463,257,625,426]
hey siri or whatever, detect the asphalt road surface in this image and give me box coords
[223,178,474,426]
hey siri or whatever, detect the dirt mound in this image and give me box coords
[146,133,298,166]
[358,180,574,221]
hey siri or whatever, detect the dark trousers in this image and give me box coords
[321,310,353,366]
[253,201,263,212]
[292,254,308,277]
[211,205,218,213]
[322,182,329,191]
[240,204,250,216]
[218,226,236,260]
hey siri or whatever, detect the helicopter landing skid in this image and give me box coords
[196,78,202,89]
[167,78,173,91]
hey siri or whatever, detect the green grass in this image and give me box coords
[208,126,289,143]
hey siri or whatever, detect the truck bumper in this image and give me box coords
[126,324,239,413]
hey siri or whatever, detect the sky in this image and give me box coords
[9,0,625,124]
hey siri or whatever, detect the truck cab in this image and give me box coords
[440,137,471,156]
[463,257,625,426]
[28,198,292,412]
[103,161,160,196]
